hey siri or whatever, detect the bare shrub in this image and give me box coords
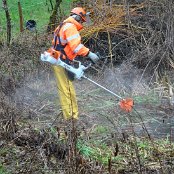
[131,0,174,80]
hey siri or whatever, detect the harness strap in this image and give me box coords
[54,22,75,81]
[54,22,68,59]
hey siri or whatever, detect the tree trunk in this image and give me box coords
[47,0,62,33]
[2,0,11,46]
[18,1,24,32]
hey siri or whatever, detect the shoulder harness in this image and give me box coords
[53,22,68,59]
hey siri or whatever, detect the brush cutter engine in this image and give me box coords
[40,51,90,79]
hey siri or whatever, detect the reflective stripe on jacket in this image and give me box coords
[52,16,89,60]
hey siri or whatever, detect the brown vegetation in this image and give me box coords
[0,0,174,173]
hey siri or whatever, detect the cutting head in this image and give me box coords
[119,98,134,112]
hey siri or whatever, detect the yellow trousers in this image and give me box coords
[53,65,78,120]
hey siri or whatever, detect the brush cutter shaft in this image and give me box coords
[83,76,134,112]
[83,75,122,99]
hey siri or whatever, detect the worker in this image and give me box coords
[52,7,99,120]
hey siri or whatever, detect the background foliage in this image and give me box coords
[0,0,72,36]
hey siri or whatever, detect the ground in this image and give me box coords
[0,45,174,174]
[12,62,174,140]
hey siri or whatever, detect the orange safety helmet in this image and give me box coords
[71,7,87,22]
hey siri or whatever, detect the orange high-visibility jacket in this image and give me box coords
[52,16,89,61]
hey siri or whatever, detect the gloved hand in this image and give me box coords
[87,51,100,63]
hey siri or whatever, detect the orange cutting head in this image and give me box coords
[119,98,134,112]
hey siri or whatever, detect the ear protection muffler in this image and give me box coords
[74,15,82,22]
[71,14,83,22]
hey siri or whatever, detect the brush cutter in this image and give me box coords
[82,76,133,112]
[40,51,134,112]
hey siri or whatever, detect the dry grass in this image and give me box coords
[81,2,145,38]
[0,0,174,173]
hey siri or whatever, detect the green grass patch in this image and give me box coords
[0,0,73,38]
[77,140,124,165]
[91,125,109,134]
[133,91,160,105]
[77,136,174,170]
